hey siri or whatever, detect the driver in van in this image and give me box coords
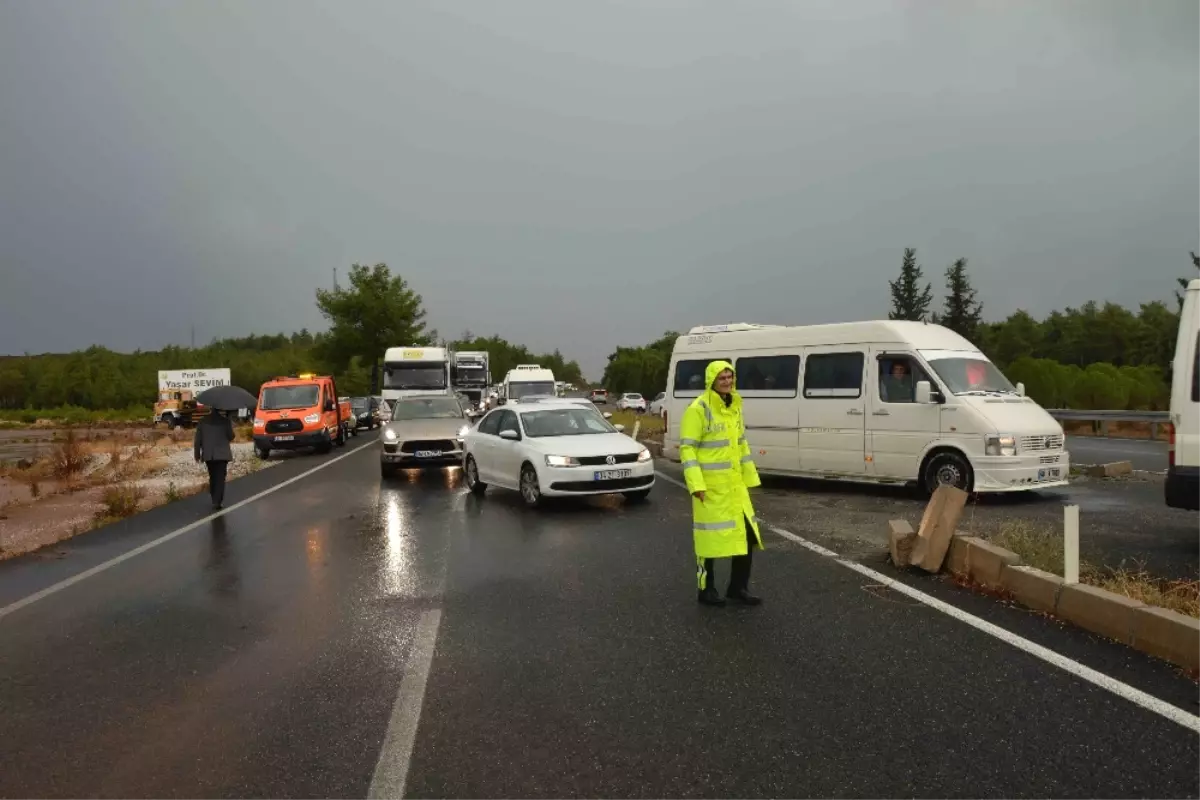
[881,361,914,403]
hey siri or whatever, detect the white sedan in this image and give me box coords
[462,399,654,507]
[616,392,647,412]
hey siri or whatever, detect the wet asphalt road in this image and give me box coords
[1067,435,1168,472]
[1,440,1198,798]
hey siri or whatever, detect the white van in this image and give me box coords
[1166,278,1200,510]
[500,365,557,404]
[662,321,1069,494]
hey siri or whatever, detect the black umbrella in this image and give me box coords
[196,385,258,412]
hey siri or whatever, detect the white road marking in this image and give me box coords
[653,469,1200,734]
[0,438,377,622]
[368,608,443,799]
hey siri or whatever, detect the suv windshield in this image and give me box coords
[925,357,1017,395]
[509,381,556,400]
[260,385,320,410]
[391,397,465,421]
[384,363,446,391]
[520,407,616,437]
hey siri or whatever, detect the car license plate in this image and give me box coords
[594,469,632,480]
[1038,468,1061,481]
[275,435,294,442]
[415,450,442,458]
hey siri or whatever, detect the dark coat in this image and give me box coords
[194,412,234,463]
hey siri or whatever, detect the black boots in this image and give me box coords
[697,587,762,607]
[698,588,726,607]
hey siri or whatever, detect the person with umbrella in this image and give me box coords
[193,385,256,511]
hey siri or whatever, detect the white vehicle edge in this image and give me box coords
[1166,278,1200,510]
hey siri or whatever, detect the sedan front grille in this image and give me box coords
[266,419,303,434]
[1021,434,1064,451]
[399,439,457,454]
[575,453,640,466]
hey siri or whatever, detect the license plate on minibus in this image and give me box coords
[594,469,632,481]
[1039,468,1060,481]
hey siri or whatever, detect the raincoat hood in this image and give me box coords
[704,359,741,409]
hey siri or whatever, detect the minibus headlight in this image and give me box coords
[985,435,1017,457]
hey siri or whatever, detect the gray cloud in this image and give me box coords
[1,0,1196,377]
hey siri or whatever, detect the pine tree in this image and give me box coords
[887,248,933,321]
[939,257,983,340]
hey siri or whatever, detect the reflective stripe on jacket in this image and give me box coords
[679,359,763,559]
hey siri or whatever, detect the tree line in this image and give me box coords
[599,250,1197,410]
[0,263,585,411]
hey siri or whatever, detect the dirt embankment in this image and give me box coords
[0,428,276,561]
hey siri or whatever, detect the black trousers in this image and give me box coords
[205,460,228,507]
[698,515,757,595]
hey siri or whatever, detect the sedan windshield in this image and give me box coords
[520,408,616,437]
[391,397,465,421]
[260,385,320,410]
[925,357,1017,395]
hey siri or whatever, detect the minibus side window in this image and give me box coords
[672,358,731,395]
[877,356,932,404]
[803,352,865,399]
[736,355,799,395]
[1192,332,1199,403]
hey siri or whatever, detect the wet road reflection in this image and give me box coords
[202,515,239,598]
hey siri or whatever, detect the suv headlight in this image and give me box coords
[457,425,469,438]
[383,428,397,441]
[545,455,580,467]
[637,448,652,462]
[303,413,320,424]
[985,435,1017,457]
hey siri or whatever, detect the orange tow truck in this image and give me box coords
[253,373,352,459]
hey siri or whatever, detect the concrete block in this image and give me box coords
[1001,565,1064,614]
[888,519,916,567]
[967,539,1022,588]
[945,535,974,579]
[1085,461,1133,478]
[1132,606,1200,671]
[1057,583,1145,645]
[911,485,969,573]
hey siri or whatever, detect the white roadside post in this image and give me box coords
[631,420,641,441]
[1063,504,1080,584]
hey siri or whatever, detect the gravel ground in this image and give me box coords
[653,460,1199,581]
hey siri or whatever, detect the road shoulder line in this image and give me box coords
[653,469,1200,734]
[0,438,376,622]
[368,608,443,799]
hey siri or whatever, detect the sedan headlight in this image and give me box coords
[637,448,652,462]
[545,455,581,467]
[985,435,1017,457]
[303,413,320,424]
[383,428,398,441]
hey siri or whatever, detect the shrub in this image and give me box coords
[52,430,89,479]
[96,483,144,521]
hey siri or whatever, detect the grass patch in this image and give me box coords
[608,409,665,437]
[95,482,144,523]
[987,521,1199,618]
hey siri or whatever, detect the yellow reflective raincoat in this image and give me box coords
[679,360,763,559]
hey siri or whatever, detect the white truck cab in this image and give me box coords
[662,320,1069,494]
[382,346,451,404]
[1166,278,1200,510]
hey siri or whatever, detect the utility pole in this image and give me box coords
[333,267,339,290]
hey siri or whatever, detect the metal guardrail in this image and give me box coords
[1046,410,1169,423]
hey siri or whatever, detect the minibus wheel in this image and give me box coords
[923,450,973,495]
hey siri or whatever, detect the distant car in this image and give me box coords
[648,391,666,417]
[589,389,608,404]
[351,396,384,430]
[616,392,647,413]
[462,399,653,507]
[380,396,472,477]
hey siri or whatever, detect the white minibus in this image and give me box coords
[1166,278,1199,510]
[662,320,1069,495]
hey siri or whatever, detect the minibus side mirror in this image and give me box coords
[915,380,943,405]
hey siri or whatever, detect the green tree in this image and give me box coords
[887,247,934,321]
[315,263,432,393]
[937,258,983,341]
